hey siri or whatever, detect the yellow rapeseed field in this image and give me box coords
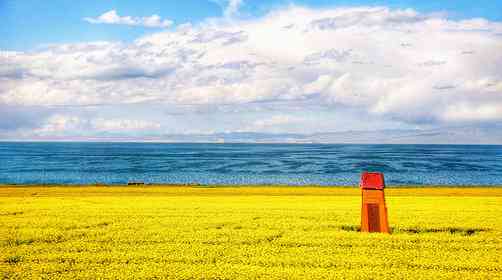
[1,186,501,279]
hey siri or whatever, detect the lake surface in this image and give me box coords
[0,142,501,186]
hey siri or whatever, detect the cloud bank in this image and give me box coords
[84,10,173,28]
[1,5,502,138]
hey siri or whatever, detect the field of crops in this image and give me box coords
[1,186,501,279]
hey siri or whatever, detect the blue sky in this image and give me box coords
[1,0,502,50]
[1,0,501,141]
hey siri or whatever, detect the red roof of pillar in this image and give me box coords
[360,172,385,190]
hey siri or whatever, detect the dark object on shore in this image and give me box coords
[360,172,390,234]
[128,182,145,186]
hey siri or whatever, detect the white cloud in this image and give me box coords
[224,0,244,18]
[442,103,502,122]
[243,114,310,133]
[2,6,502,137]
[92,118,161,132]
[210,0,244,18]
[32,115,162,136]
[84,10,173,28]
[34,115,87,135]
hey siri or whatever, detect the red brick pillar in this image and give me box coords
[360,172,390,233]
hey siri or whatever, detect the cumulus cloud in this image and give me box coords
[84,10,173,28]
[32,115,162,136]
[2,6,502,137]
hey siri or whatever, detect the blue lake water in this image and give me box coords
[0,142,501,186]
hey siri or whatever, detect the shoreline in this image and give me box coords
[2,183,502,188]
[1,184,502,197]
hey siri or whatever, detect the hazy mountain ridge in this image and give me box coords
[2,124,501,144]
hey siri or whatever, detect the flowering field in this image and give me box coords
[1,186,501,279]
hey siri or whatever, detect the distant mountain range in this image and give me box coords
[3,124,501,144]
[157,125,502,144]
